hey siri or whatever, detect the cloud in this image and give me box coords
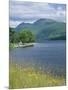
[10,20,22,28]
[9,0,66,27]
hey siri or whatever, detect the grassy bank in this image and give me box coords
[9,43,16,48]
[9,64,65,89]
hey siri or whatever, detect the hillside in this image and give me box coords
[11,18,66,42]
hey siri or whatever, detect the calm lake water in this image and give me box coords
[9,40,66,76]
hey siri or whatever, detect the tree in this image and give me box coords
[9,28,20,43]
[19,30,35,44]
[9,28,15,43]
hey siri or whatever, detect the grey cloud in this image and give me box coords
[9,0,66,27]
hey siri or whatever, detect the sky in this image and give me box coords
[9,0,66,28]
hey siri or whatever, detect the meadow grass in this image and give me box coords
[9,64,65,89]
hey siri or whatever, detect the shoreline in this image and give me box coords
[9,40,66,48]
[10,43,35,48]
[15,43,34,48]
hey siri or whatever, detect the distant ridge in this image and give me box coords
[10,18,66,42]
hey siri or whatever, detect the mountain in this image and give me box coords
[15,18,66,42]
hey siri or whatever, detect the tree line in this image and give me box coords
[9,28,35,44]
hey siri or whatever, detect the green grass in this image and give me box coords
[9,64,65,89]
[9,43,16,48]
